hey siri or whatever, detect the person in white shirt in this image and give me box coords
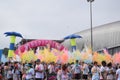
[47,62,56,80]
[116,65,120,80]
[12,64,20,80]
[91,61,100,80]
[25,63,34,80]
[82,62,89,80]
[57,64,69,80]
[106,62,114,80]
[7,66,13,80]
[48,62,55,74]
[100,61,107,80]
[35,59,44,80]
[72,60,81,80]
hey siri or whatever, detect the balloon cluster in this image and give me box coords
[15,40,66,54]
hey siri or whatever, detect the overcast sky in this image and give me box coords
[0,0,120,48]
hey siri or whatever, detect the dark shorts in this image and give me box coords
[26,79,34,80]
[82,74,88,79]
[74,73,81,79]
[8,78,13,80]
[35,78,43,80]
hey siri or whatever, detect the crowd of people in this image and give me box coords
[0,59,120,80]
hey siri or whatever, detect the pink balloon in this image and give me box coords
[28,42,32,48]
[20,46,25,53]
[15,40,66,54]
[38,40,41,46]
[15,49,19,54]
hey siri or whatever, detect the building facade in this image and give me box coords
[62,21,120,54]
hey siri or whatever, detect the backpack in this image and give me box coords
[74,64,81,74]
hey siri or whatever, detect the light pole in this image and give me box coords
[87,0,94,54]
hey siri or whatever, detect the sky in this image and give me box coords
[0,0,120,48]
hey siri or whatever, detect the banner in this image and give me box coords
[0,49,3,61]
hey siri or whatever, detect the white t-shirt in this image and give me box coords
[61,72,69,80]
[57,70,69,80]
[12,69,20,80]
[100,66,107,72]
[7,70,13,79]
[91,66,100,80]
[82,64,89,75]
[26,68,34,79]
[48,64,54,74]
[35,64,44,78]
[72,64,81,74]
[106,67,114,79]
[100,66,107,79]
[116,69,120,80]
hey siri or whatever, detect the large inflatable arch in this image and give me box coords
[15,39,66,54]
